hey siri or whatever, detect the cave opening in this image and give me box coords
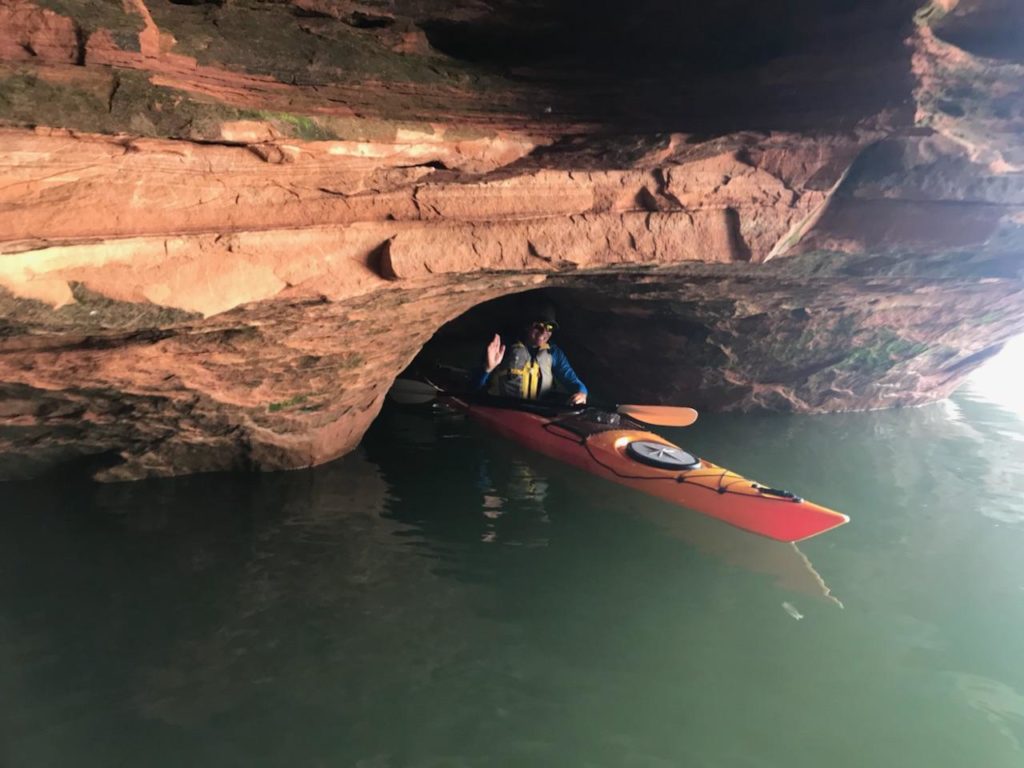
[400,285,719,410]
[391,265,1014,417]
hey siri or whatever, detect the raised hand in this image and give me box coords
[485,333,506,372]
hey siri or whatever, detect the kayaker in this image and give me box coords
[473,305,589,405]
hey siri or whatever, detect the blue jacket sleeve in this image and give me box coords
[471,368,491,391]
[550,346,588,394]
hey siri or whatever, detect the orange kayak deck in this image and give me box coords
[449,398,849,543]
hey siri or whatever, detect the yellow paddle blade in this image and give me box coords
[617,404,699,427]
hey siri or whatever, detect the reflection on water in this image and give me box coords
[477,461,551,545]
[2,386,1024,766]
[606,484,843,605]
[956,673,1024,751]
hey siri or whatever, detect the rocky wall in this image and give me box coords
[1,0,1022,480]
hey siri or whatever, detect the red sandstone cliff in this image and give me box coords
[0,0,1022,479]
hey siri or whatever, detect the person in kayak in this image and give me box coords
[472,305,589,405]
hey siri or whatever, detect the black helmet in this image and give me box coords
[525,303,558,330]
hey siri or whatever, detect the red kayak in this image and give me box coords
[448,397,849,543]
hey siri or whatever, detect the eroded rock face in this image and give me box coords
[1,0,1022,480]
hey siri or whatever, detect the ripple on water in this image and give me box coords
[955,673,1024,750]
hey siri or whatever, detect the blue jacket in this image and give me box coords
[473,343,588,397]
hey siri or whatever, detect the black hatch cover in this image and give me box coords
[625,440,700,470]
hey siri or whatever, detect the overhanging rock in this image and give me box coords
[1,0,1022,480]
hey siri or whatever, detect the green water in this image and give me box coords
[3,386,1024,767]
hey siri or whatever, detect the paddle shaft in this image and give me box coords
[388,379,697,427]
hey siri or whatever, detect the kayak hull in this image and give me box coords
[450,398,849,543]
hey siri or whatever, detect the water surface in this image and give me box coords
[3,385,1023,766]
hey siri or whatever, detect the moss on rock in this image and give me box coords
[34,0,145,36]
[144,0,473,86]
[838,329,927,375]
[0,67,116,134]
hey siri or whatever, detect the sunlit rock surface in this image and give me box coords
[1,0,1022,479]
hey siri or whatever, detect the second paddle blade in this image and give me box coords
[617,404,699,427]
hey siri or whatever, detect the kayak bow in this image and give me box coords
[448,397,849,543]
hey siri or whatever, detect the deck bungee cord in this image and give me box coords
[387,378,848,542]
[540,415,794,500]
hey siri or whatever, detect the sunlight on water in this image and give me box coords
[966,335,1024,417]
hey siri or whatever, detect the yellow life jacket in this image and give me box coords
[489,342,554,400]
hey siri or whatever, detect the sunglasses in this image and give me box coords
[531,322,555,332]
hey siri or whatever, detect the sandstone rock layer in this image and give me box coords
[1,0,1022,480]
